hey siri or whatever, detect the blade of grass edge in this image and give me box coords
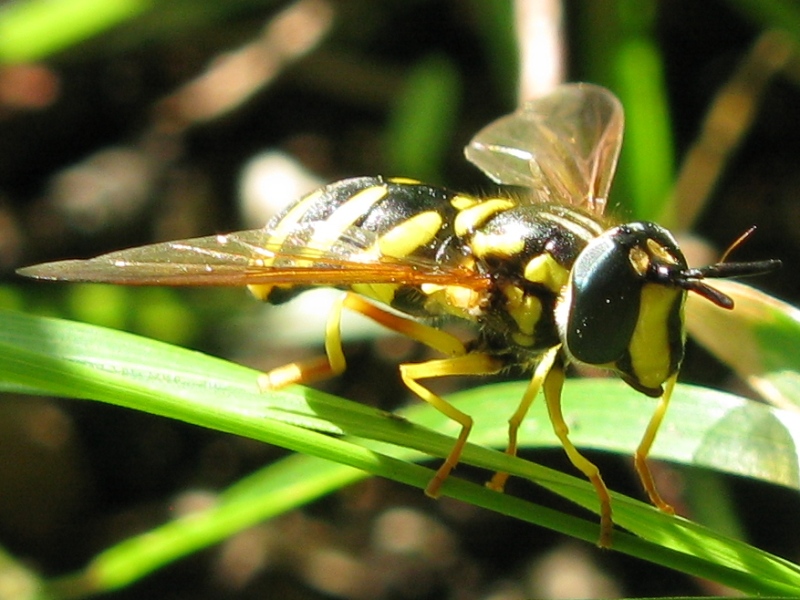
[686,280,800,411]
[1,310,800,595]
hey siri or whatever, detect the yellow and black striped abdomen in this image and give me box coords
[249,176,477,310]
[249,175,613,367]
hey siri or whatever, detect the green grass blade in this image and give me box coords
[2,309,800,595]
[686,281,800,410]
[56,451,800,598]
[614,36,675,224]
[437,379,800,493]
[0,0,151,63]
[386,55,461,183]
[578,1,675,223]
[2,309,798,491]
[728,0,800,43]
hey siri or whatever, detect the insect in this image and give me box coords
[18,84,779,547]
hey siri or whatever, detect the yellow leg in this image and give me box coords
[341,293,467,357]
[543,355,613,548]
[400,353,503,497]
[259,292,348,389]
[259,292,468,390]
[257,292,506,502]
[487,347,559,492]
[634,373,678,515]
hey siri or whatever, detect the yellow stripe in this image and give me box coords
[377,211,443,258]
[558,208,606,237]
[249,183,388,300]
[296,184,389,302]
[307,184,389,252]
[538,211,598,243]
[628,284,683,389]
[351,283,399,305]
[454,198,515,237]
[354,211,444,307]
[264,187,325,250]
[387,177,421,184]
[249,187,328,300]
[450,194,480,210]
[470,230,524,259]
[523,253,569,292]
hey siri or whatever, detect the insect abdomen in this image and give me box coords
[248,176,468,306]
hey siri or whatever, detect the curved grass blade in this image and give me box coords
[1,310,800,595]
[686,280,800,410]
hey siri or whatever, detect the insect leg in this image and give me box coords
[259,292,351,389]
[542,353,613,548]
[341,293,468,357]
[400,353,503,498]
[486,346,559,492]
[260,291,469,390]
[633,373,677,515]
[260,291,502,496]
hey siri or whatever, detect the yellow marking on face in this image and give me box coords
[628,246,650,277]
[387,177,421,185]
[627,284,684,389]
[470,230,525,259]
[377,211,443,258]
[523,254,570,292]
[646,238,679,264]
[450,195,480,210]
[454,198,515,237]
[503,284,542,337]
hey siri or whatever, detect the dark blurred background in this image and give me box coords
[1,1,799,598]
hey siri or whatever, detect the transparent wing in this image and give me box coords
[464,83,624,215]
[17,227,489,290]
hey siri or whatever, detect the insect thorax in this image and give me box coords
[462,203,607,364]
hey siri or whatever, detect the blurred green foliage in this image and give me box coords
[1,1,800,598]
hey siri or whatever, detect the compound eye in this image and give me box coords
[563,233,642,365]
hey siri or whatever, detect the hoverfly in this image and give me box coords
[18,84,779,547]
